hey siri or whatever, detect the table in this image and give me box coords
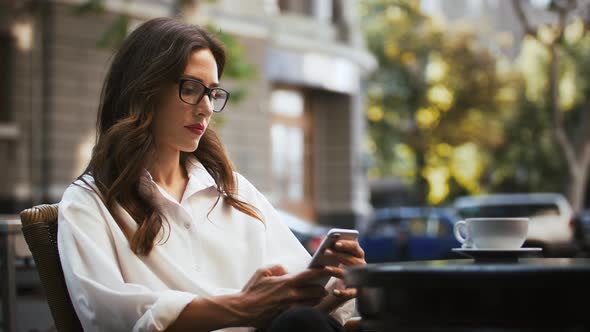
[0,218,20,332]
[344,258,590,332]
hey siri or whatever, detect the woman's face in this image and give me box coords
[152,48,219,153]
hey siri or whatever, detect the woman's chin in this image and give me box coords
[181,141,200,153]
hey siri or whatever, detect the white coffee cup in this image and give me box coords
[453,218,529,249]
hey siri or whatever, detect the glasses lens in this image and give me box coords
[211,89,229,112]
[180,80,206,105]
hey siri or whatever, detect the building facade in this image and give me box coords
[0,0,375,227]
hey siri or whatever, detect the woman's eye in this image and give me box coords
[212,90,227,100]
[182,88,198,95]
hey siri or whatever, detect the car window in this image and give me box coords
[371,220,399,236]
[436,219,450,237]
[458,204,561,218]
[407,216,450,237]
[369,211,454,238]
[407,217,428,235]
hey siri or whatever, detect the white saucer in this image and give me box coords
[452,247,543,262]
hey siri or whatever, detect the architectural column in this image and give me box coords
[312,0,333,24]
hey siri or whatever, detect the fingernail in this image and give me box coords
[335,242,343,248]
[325,249,333,255]
[333,289,342,296]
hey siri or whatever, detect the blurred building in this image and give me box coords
[0,0,376,227]
[421,0,590,59]
[421,0,525,58]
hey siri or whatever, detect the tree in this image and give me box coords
[511,0,590,211]
[361,0,517,205]
[488,89,569,194]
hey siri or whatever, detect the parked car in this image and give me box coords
[573,209,590,255]
[359,207,461,263]
[277,209,330,255]
[453,193,576,256]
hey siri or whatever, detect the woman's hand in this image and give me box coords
[238,264,334,328]
[316,238,366,311]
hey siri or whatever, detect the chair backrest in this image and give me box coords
[20,204,83,332]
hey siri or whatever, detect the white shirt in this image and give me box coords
[57,157,354,332]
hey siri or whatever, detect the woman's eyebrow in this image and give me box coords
[181,74,220,87]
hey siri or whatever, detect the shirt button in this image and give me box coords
[184,223,191,229]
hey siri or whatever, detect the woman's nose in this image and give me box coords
[196,95,214,116]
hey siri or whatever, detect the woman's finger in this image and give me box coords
[243,264,288,291]
[324,265,345,279]
[288,267,336,286]
[332,239,365,259]
[324,248,365,266]
[333,287,357,299]
[264,264,289,277]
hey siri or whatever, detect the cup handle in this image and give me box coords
[453,220,471,248]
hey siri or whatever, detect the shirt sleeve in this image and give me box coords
[58,184,196,332]
[236,174,356,325]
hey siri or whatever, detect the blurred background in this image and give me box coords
[1,0,590,331]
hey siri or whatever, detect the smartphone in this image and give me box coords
[307,228,359,286]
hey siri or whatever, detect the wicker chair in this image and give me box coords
[20,204,83,332]
[20,204,361,332]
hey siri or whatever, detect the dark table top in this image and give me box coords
[345,258,590,288]
[344,258,590,330]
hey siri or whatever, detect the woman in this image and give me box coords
[57,17,366,332]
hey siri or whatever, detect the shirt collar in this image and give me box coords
[184,156,218,198]
[138,156,218,205]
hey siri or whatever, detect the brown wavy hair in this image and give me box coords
[80,17,262,255]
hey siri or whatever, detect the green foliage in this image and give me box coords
[205,25,256,104]
[362,0,590,207]
[213,27,256,79]
[96,15,129,49]
[72,0,106,15]
[489,93,568,193]
[361,0,516,204]
[490,27,590,198]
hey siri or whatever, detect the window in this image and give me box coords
[0,34,12,123]
[331,0,342,24]
[270,89,315,221]
[278,0,313,15]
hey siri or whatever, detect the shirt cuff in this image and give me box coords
[324,278,356,326]
[133,290,196,332]
[330,298,356,326]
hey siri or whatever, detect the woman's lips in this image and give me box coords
[185,124,205,135]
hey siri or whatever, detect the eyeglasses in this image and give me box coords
[178,78,230,113]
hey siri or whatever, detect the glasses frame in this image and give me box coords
[178,78,230,113]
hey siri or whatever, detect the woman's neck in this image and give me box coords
[147,146,188,201]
